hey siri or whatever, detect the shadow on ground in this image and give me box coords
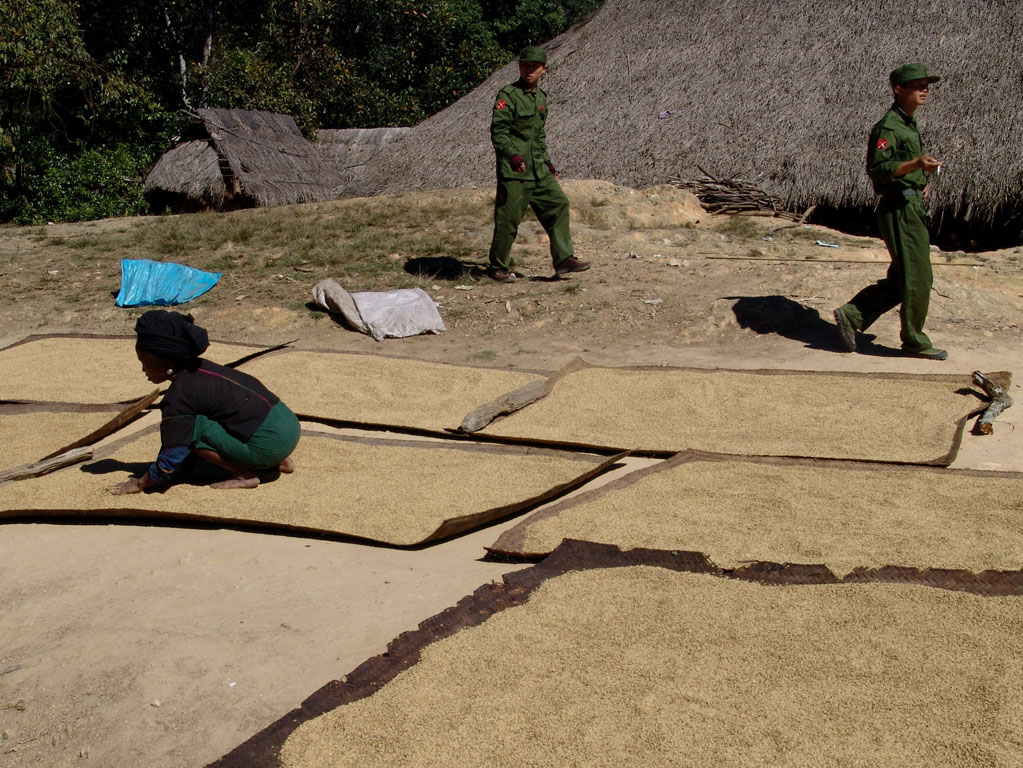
[405,256,487,281]
[728,295,901,356]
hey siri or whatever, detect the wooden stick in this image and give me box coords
[38,388,161,461]
[972,371,1014,435]
[704,255,986,266]
[770,204,817,231]
[460,379,552,433]
[0,447,93,483]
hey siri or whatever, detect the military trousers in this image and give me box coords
[839,195,933,352]
[488,174,573,270]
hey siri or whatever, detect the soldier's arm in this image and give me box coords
[538,124,550,165]
[869,127,942,185]
[866,127,903,187]
[895,156,941,176]
[491,93,520,165]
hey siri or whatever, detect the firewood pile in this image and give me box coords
[671,169,806,221]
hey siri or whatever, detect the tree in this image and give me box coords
[2,0,605,221]
[0,0,96,217]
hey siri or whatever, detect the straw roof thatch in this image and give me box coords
[142,139,226,213]
[316,127,411,186]
[144,108,344,212]
[346,0,1023,233]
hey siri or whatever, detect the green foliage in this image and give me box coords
[2,0,606,222]
[207,46,320,133]
[0,0,95,112]
[0,0,96,176]
[0,0,175,222]
[11,143,153,224]
[482,0,601,51]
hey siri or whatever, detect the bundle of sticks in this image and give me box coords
[672,168,807,221]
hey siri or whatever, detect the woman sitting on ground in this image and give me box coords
[111,310,300,493]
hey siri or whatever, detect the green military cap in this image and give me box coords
[889,63,940,87]
[518,46,547,64]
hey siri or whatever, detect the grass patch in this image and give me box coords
[710,215,763,239]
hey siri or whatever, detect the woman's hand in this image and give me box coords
[110,477,145,495]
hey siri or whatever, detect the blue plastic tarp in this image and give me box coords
[115,259,222,307]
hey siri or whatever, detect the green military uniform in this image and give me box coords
[488,60,574,271]
[837,66,940,354]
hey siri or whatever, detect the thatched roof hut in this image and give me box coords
[144,109,344,212]
[316,127,411,186]
[347,0,1023,242]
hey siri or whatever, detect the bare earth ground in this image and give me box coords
[1,180,1022,767]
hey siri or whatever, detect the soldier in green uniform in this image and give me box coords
[834,63,946,360]
[487,46,590,283]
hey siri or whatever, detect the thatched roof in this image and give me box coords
[346,0,1023,231]
[144,108,344,211]
[143,139,226,212]
[316,127,411,186]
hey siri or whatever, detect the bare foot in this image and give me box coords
[278,457,296,474]
[210,475,260,490]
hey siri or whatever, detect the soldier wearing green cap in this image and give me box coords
[486,46,590,282]
[834,63,947,360]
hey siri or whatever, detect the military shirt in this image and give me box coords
[491,79,552,181]
[866,104,928,196]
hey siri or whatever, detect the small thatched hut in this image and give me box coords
[144,109,344,212]
[347,0,1023,245]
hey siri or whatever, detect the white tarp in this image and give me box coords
[312,278,446,341]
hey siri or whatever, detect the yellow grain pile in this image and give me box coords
[483,367,978,462]
[0,431,599,545]
[491,458,1023,574]
[240,350,542,431]
[282,567,1023,768]
[1,411,118,469]
[0,337,263,403]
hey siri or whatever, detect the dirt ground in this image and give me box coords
[1,180,1022,767]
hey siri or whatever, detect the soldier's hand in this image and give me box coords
[918,155,941,174]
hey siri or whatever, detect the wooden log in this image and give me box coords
[0,447,93,483]
[972,371,1014,435]
[38,388,161,461]
[459,379,553,433]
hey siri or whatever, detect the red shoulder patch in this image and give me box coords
[539,105,545,111]
[876,138,889,150]
[495,100,507,110]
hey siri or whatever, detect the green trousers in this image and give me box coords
[488,174,574,270]
[839,195,933,351]
[193,402,300,470]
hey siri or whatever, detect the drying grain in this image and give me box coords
[0,431,599,545]
[0,337,264,403]
[0,411,118,469]
[483,367,977,462]
[239,350,542,431]
[281,566,1023,768]
[495,458,1023,573]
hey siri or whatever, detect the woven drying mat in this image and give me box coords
[0,427,618,546]
[236,349,544,433]
[475,360,1001,465]
[489,450,1023,575]
[208,539,1023,768]
[0,334,285,404]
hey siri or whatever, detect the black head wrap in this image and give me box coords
[134,310,209,366]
